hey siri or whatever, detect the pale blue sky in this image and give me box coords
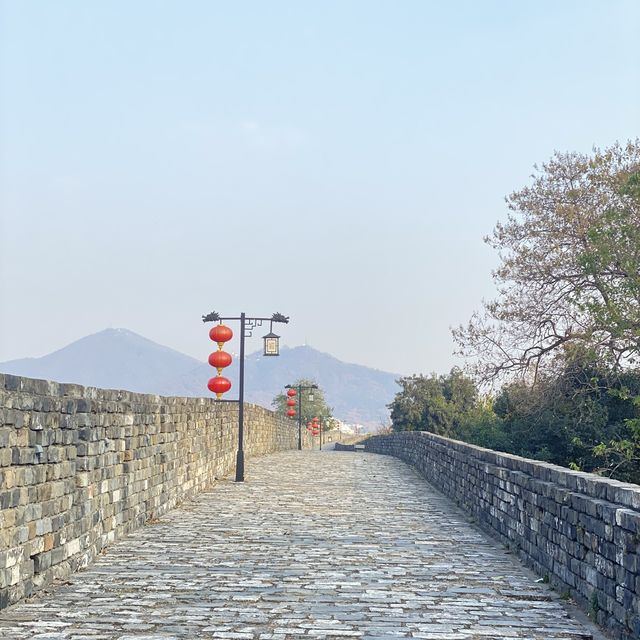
[1,1,638,375]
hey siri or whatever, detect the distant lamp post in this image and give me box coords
[203,311,290,482]
[318,416,328,450]
[284,383,318,451]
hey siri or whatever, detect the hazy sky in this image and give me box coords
[1,1,638,376]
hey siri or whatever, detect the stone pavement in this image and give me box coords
[0,449,604,640]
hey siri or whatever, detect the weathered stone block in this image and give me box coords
[33,551,51,573]
[615,508,639,533]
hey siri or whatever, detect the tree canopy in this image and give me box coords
[272,378,334,428]
[387,359,640,482]
[386,141,640,484]
[453,141,640,384]
[388,368,480,436]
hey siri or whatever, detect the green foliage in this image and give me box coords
[494,360,640,482]
[591,383,640,482]
[454,397,511,451]
[578,170,640,367]
[389,357,640,484]
[272,378,333,427]
[388,368,480,437]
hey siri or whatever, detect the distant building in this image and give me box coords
[333,420,368,435]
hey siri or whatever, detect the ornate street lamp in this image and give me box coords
[284,382,318,450]
[203,310,289,482]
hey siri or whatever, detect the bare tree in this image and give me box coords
[453,141,640,385]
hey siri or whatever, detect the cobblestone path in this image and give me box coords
[0,450,603,640]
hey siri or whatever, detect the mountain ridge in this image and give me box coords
[0,328,399,428]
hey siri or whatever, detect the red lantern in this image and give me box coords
[208,350,232,374]
[207,376,231,399]
[209,324,233,348]
[287,409,296,418]
[287,388,297,397]
[286,399,296,407]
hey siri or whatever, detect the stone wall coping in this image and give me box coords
[384,431,640,511]
[0,373,270,414]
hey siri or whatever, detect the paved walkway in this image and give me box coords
[0,450,602,640]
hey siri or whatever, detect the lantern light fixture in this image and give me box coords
[262,333,280,356]
[262,319,281,356]
[208,350,232,374]
[209,324,233,349]
[207,376,232,399]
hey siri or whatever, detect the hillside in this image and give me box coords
[0,329,399,428]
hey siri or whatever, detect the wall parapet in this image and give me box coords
[0,374,304,609]
[365,431,640,640]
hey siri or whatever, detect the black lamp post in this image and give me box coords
[319,415,326,450]
[284,383,318,451]
[203,311,289,482]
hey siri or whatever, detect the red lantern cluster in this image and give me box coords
[207,324,233,399]
[286,388,297,418]
[307,416,320,436]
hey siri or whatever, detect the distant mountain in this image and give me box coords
[0,329,399,428]
[0,329,200,394]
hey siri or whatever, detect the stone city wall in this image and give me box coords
[365,431,640,640]
[0,374,308,609]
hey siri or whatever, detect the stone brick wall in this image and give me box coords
[365,431,640,639]
[0,374,307,609]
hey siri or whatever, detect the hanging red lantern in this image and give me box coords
[286,398,296,407]
[208,350,232,374]
[287,409,296,418]
[209,324,233,348]
[286,388,297,397]
[207,376,231,399]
